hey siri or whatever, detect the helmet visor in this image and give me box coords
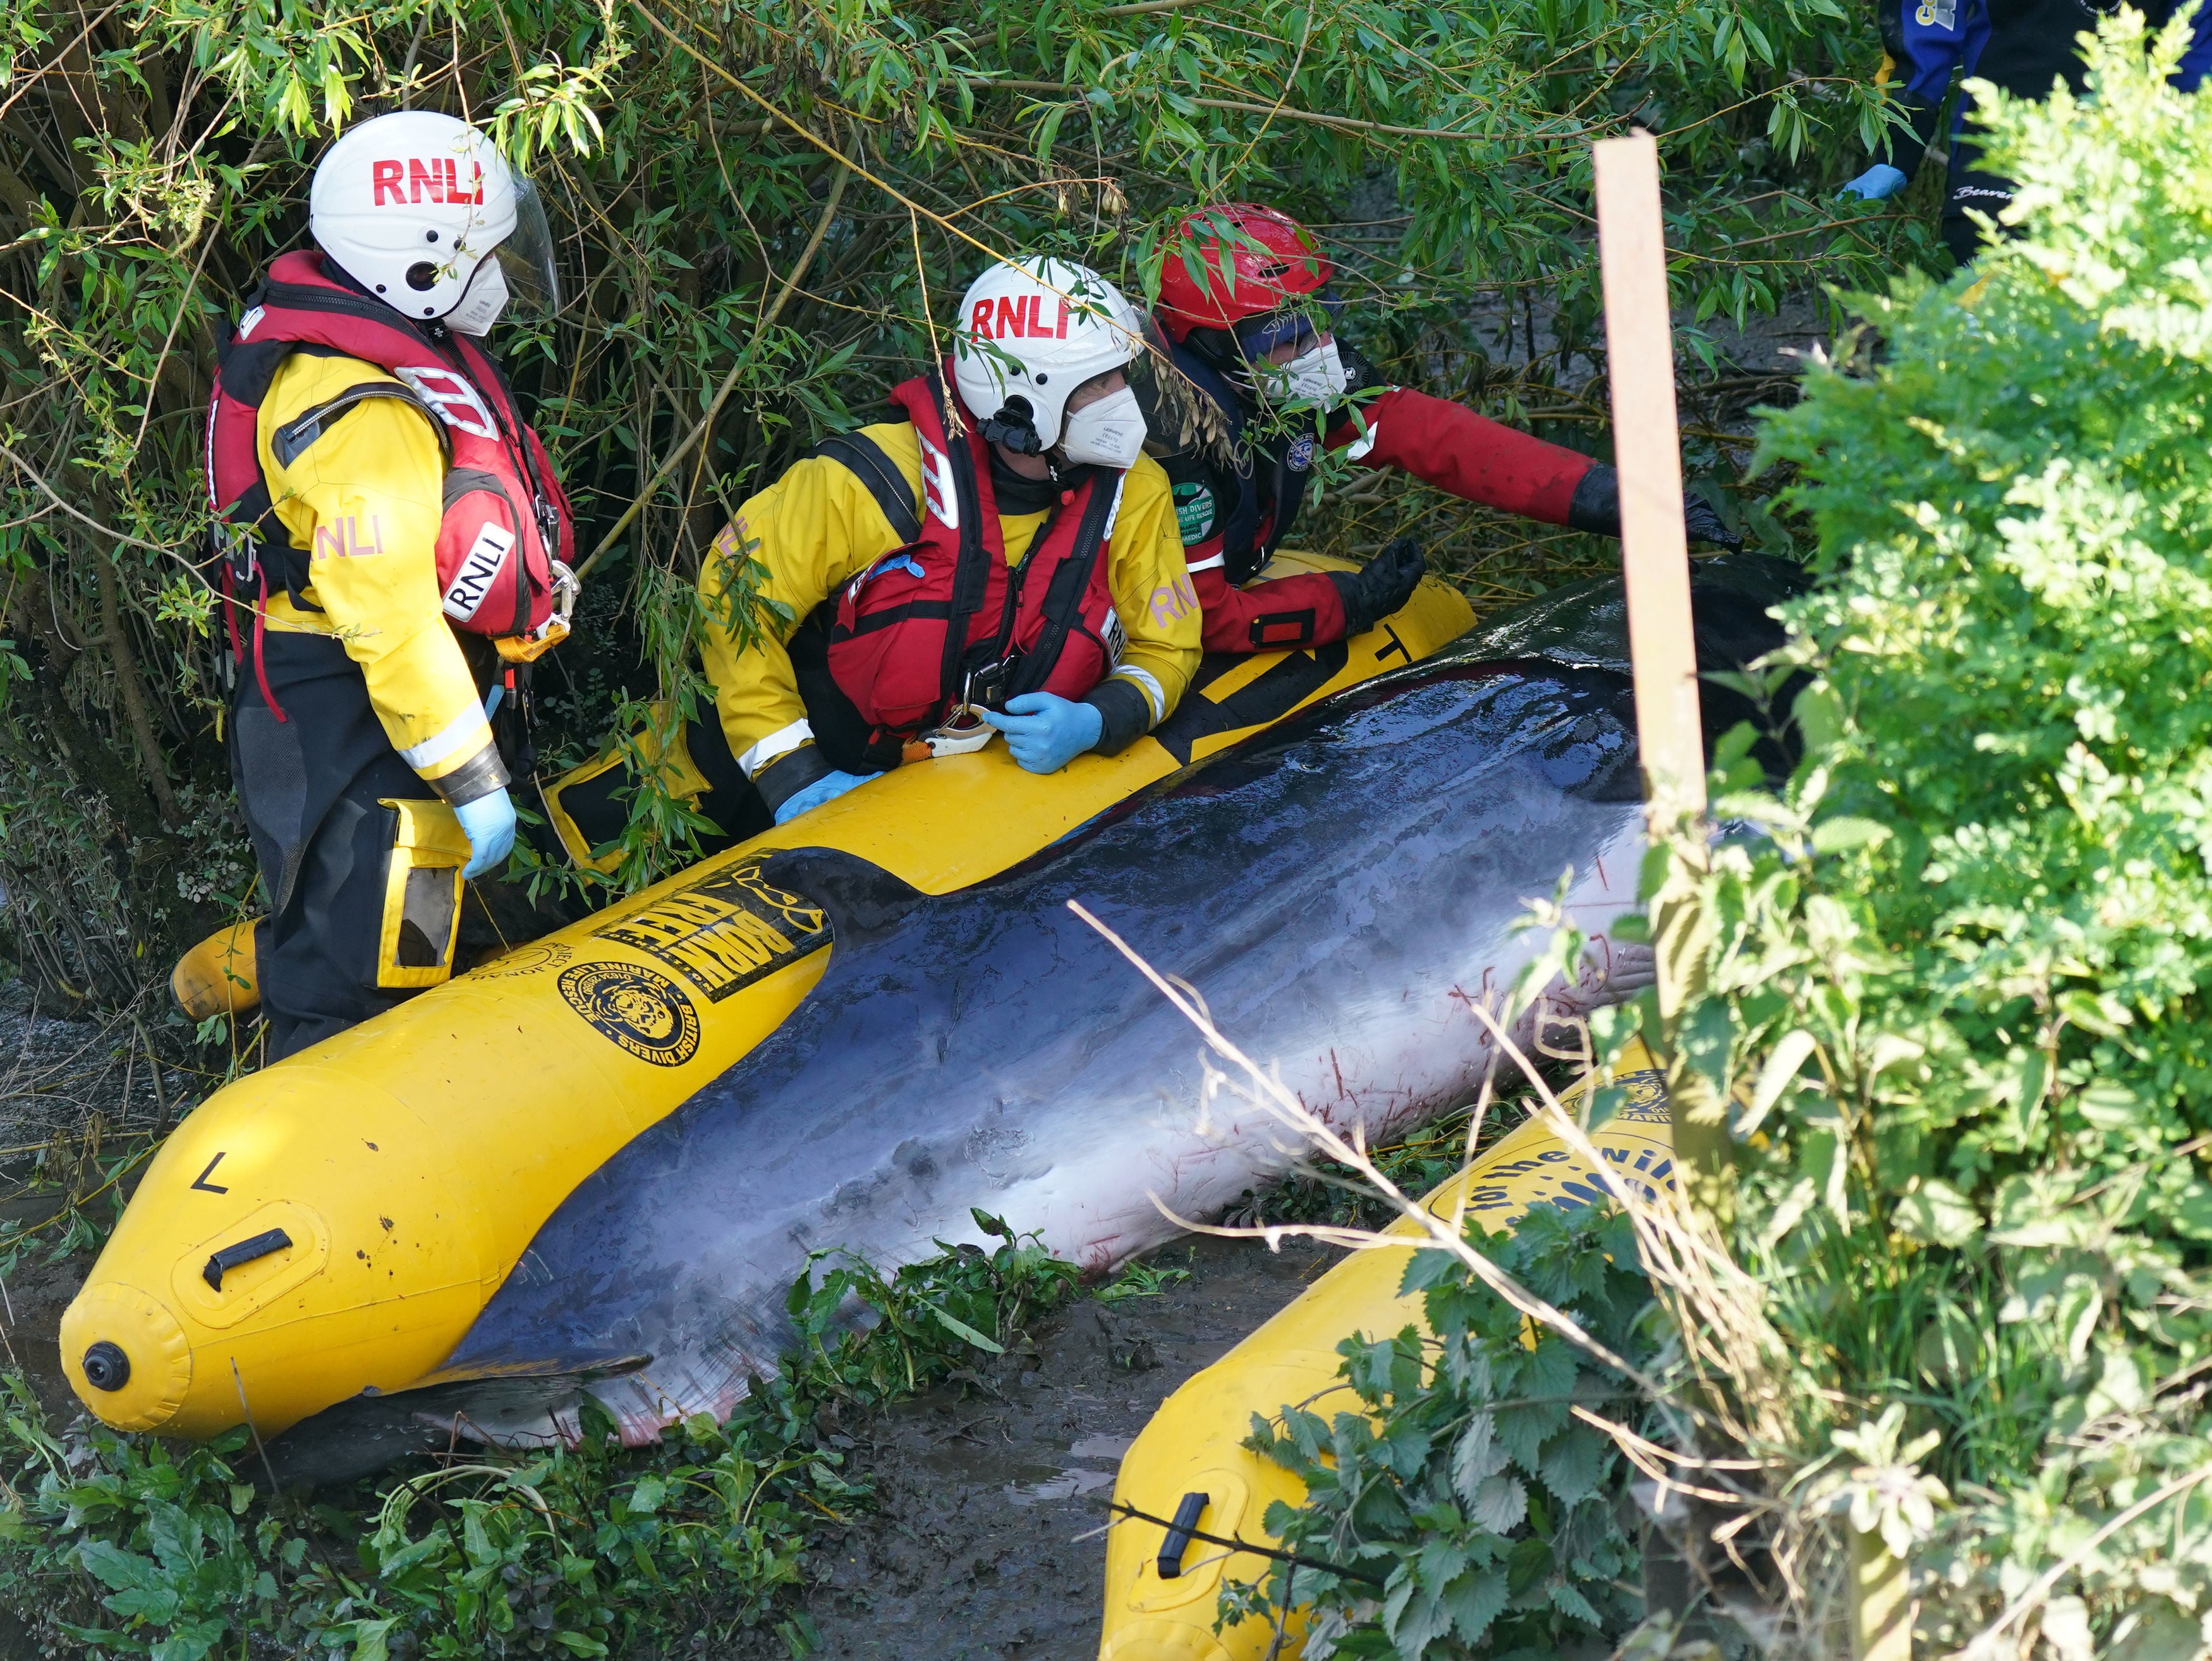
[1232,289,1345,360]
[491,174,562,315]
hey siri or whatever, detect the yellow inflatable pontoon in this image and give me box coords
[63,559,1471,1441]
[1098,1037,1674,1661]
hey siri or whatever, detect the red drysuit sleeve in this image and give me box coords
[1188,546,1347,654]
[1326,386,1593,526]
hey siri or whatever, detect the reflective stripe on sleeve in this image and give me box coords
[1184,552,1227,573]
[1343,418,1382,462]
[1113,666,1166,727]
[738,717,815,778]
[400,703,495,773]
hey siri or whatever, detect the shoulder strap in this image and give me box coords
[1170,341,1261,562]
[260,272,440,346]
[928,374,997,713]
[1009,473,1118,701]
[814,430,923,544]
[1260,437,1312,566]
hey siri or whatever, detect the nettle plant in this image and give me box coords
[1220,1205,1650,1660]
[1638,8,2212,1643]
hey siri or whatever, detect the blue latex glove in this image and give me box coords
[1839,163,1909,201]
[456,788,517,879]
[772,769,873,825]
[983,692,1104,774]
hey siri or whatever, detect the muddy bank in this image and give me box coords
[0,1210,1339,1661]
[736,1234,1340,1661]
[0,984,1421,1660]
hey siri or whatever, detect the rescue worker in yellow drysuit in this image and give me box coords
[545,256,1200,855]
[199,110,578,1057]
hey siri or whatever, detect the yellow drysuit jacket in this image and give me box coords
[255,351,505,803]
[700,423,1201,786]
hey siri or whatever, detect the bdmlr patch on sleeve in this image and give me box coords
[1172,481,1217,544]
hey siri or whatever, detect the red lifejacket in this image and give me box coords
[204,250,574,650]
[823,368,1127,744]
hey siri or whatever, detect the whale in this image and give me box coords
[368,554,1801,1456]
[63,559,1480,1456]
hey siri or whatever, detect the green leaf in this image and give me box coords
[1890,1180,1982,1248]
[1538,1424,1608,1507]
[1449,1413,1505,1506]
[923,1302,1004,1354]
[2074,1080,2140,1130]
[1741,1030,1819,1136]
[1466,1473,1528,1533]
[105,1582,183,1623]
[1809,816,1891,855]
[1444,1564,1510,1643]
[79,1539,163,1594]
[150,1617,228,1661]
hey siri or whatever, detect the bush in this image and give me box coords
[1221,1205,1651,1660]
[1632,7,2212,1642]
[0,0,1919,999]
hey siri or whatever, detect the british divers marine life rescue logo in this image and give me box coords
[590,856,831,1002]
[1607,1065,1670,1124]
[557,961,702,1066]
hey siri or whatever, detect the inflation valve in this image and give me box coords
[1157,1491,1209,1579]
[202,1228,294,1291]
[81,1341,130,1392]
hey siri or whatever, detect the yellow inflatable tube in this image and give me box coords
[61,560,1471,1440]
[1097,1037,1674,1661]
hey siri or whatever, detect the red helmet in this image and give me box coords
[1153,204,1333,343]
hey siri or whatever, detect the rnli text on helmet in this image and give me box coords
[370,159,487,208]
[968,295,1072,341]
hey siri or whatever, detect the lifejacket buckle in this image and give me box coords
[963,659,1016,714]
[494,559,578,666]
[212,521,257,587]
[904,703,999,765]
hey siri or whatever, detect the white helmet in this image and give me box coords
[309,111,560,335]
[952,257,1148,470]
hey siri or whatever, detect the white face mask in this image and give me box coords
[1248,337,1350,405]
[1057,384,1147,470]
[445,257,509,336]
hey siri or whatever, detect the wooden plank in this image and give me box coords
[1593,131,1705,818]
[1595,135,1912,1658]
[1594,131,1732,1219]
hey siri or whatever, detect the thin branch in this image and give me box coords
[573,139,856,583]
[0,439,174,553]
[976,76,1513,140]
[1066,897,1669,1399]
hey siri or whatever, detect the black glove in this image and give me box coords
[1329,537,1428,638]
[1565,463,1744,552]
[1682,495,1744,552]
